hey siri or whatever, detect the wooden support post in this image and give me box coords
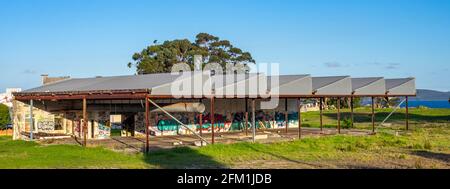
[252,99,256,142]
[405,96,409,130]
[82,98,87,147]
[298,98,301,139]
[371,97,375,133]
[320,98,323,132]
[145,96,149,153]
[211,97,215,144]
[350,97,354,128]
[337,97,341,134]
[245,98,248,136]
[199,113,203,137]
[29,99,34,141]
[285,98,288,133]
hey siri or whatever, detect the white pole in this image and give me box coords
[379,98,406,127]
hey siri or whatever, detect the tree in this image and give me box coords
[326,97,361,109]
[0,104,11,130]
[128,33,255,74]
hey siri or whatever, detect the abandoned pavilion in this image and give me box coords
[11,72,416,152]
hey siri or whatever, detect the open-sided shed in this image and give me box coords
[12,72,416,152]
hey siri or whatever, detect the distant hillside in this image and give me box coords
[411,89,450,101]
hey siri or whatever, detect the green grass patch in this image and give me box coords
[0,136,148,169]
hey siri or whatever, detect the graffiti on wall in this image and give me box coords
[97,121,110,139]
[134,112,145,134]
[97,112,109,121]
[66,112,82,137]
[37,121,55,132]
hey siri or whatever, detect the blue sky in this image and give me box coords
[1,0,449,92]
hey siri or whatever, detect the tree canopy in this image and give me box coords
[128,33,255,74]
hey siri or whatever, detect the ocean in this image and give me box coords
[400,101,450,108]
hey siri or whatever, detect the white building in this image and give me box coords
[0,88,22,107]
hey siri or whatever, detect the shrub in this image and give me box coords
[423,139,432,150]
[341,118,353,129]
[417,105,429,109]
[0,104,11,130]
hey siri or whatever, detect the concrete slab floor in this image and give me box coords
[37,127,372,153]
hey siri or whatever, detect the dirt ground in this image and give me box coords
[39,127,371,153]
[36,127,449,169]
[232,152,450,169]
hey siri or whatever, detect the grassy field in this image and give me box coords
[0,108,449,169]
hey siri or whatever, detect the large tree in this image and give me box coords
[128,33,255,74]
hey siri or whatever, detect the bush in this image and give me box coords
[417,105,429,109]
[341,117,353,129]
[424,139,432,150]
[0,104,11,130]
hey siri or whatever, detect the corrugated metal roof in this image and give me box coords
[386,78,414,90]
[351,77,382,91]
[268,75,312,95]
[17,73,416,97]
[312,76,348,90]
[385,78,416,95]
[21,73,187,93]
[351,77,386,95]
[312,76,352,95]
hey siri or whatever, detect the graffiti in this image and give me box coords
[98,112,109,121]
[111,123,122,129]
[37,121,55,131]
[97,121,110,139]
[134,112,145,133]
[74,120,81,137]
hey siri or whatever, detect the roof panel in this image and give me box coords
[268,75,312,96]
[21,73,188,93]
[312,76,352,95]
[17,72,416,98]
[351,77,386,95]
[385,78,416,95]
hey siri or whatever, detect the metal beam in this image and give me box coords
[285,98,288,133]
[252,99,256,142]
[211,97,215,144]
[14,93,148,101]
[145,96,149,153]
[337,97,341,134]
[350,97,354,128]
[29,99,33,141]
[82,98,87,147]
[147,99,209,144]
[406,96,409,130]
[379,98,406,128]
[14,93,418,101]
[199,113,203,137]
[298,98,301,139]
[371,97,375,133]
[320,98,323,132]
[245,98,248,136]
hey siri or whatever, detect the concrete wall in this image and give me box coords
[12,100,110,140]
[12,98,316,140]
